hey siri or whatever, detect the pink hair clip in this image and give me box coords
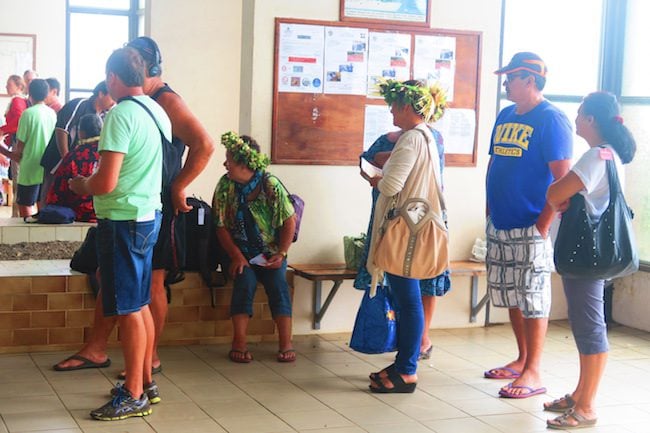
[613,115,624,125]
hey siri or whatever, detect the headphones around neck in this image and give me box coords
[128,37,162,77]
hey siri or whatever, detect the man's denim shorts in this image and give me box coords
[97,212,161,316]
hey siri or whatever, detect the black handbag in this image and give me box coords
[554,157,639,280]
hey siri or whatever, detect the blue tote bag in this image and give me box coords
[350,286,397,354]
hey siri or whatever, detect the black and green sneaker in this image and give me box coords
[110,381,161,404]
[91,386,151,421]
[144,381,161,404]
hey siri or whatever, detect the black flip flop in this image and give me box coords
[418,345,433,360]
[277,349,296,363]
[228,350,253,363]
[53,354,111,371]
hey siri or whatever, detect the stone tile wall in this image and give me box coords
[0,270,292,353]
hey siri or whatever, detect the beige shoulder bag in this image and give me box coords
[374,129,449,279]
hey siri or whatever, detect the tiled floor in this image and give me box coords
[1,321,650,432]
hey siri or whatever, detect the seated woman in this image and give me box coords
[212,132,297,363]
[45,113,101,222]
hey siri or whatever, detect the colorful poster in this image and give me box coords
[324,26,369,95]
[367,32,411,98]
[343,0,429,24]
[414,35,456,101]
[278,23,325,93]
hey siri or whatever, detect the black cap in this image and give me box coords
[127,36,162,66]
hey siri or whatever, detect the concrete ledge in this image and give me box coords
[0,218,95,244]
[0,260,79,277]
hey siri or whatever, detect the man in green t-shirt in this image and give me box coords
[69,47,171,421]
[0,78,56,217]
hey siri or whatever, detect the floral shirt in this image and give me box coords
[212,172,295,253]
[46,140,99,222]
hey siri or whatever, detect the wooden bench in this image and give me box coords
[290,260,489,330]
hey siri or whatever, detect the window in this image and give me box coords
[499,0,603,157]
[501,0,603,98]
[500,0,650,264]
[620,0,650,261]
[66,0,144,100]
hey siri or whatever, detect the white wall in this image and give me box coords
[613,272,650,331]
[0,0,66,111]
[148,0,243,200]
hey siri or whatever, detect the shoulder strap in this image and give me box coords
[263,172,292,195]
[120,96,164,137]
[64,98,88,131]
[151,84,175,101]
[599,145,622,201]
[414,128,446,212]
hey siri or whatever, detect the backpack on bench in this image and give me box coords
[166,196,228,306]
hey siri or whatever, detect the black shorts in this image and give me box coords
[16,184,41,206]
[152,195,186,270]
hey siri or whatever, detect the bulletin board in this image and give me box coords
[0,33,36,97]
[271,18,482,167]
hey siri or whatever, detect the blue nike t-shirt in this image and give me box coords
[487,100,573,230]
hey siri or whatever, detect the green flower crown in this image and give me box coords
[221,131,270,171]
[377,78,448,123]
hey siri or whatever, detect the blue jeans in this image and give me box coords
[97,212,161,316]
[563,277,609,355]
[231,261,292,317]
[385,273,423,375]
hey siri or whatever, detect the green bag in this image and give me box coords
[344,233,366,270]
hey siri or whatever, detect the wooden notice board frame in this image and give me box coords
[272,18,482,167]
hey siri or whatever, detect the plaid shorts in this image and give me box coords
[486,219,552,319]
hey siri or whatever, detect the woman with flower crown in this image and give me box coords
[365,79,448,393]
[213,132,297,363]
[355,81,450,363]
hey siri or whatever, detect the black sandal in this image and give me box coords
[369,363,395,382]
[369,366,417,394]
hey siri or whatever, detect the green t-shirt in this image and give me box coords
[212,173,295,252]
[15,103,56,186]
[93,95,171,220]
